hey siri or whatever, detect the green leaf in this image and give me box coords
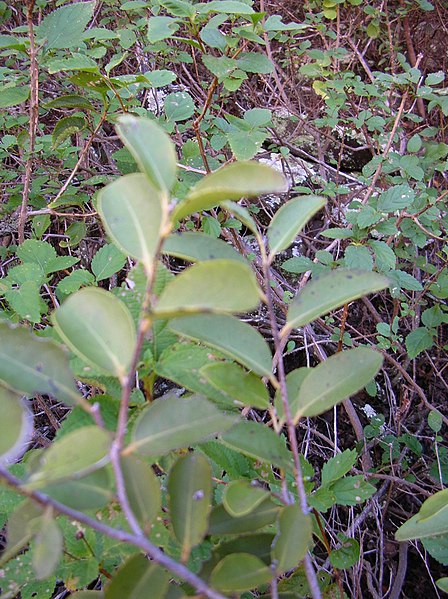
[126,395,236,457]
[428,410,443,433]
[41,468,113,511]
[38,1,95,49]
[16,240,54,272]
[105,554,169,599]
[47,54,99,74]
[281,256,314,274]
[147,16,180,43]
[237,52,274,74]
[223,480,269,517]
[321,449,357,487]
[168,453,212,561]
[294,348,383,419]
[272,505,312,573]
[144,69,177,88]
[26,426,111,488]
[164,91,195,122]
[244,108,272,127]
[201,362,270,409]
[210,553,271,592]
[344,245,373,271]
[52,116,86,149]
[208,499,280,535]
[329,536,360,569]
[70,593,105,598]
[369,240,396,272]
[4,281,43,324]
[52,287,136,380]
[436,578,448,592]
[57,269,95,296]
[405,327,434,359]
[284,270,389,333]
[227,129,265,161]
[396,489,448,540]
[116,115,177,193]
[331,476,376,506]
[274,367,310,426]
[91,244,126,282]
[377,184,415,212]
[160,0,196,18]
[162,232,245,263]
[388,270,423,292]
[171,162,287,222]
[121,456,161,529]
[5,500,43,561]
[268,195,326,258]
[0,386,33,466]
[220,421,293,472]
[154,260,261,318]
[0,321,80,406]
[196,1,255,14]
[44,94,95,111]
[0,85,29,108]
[220,201,259,235]
[31,515,63,580]
[98,173,165,272]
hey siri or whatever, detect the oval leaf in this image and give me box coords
[201,362,270,409]
[0,386,33,466]
[126,395,236,457]
[97,173,165,272]
[268,195,326,258]
[168,453,212,561]
[154,260,261,318]
[396,489,448,541]
[52,287,136,380]
[162,231,245,263]
[274,367,309,427]
[272,505,312,573]
[0,321,81,406]
[31,515,63,580]
[121,455,161,529]
[116,115,177,193]
[170,314,272,377]
[41,468,113,511]
[223,480,269,517]
[172,161,287,222]
[209,499,280,535]
[105,554,169,599]
[283,270,389,333]
[210,553,272,592]
[295,348,383,420]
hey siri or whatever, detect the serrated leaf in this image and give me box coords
[116,115,177,193]
[405,327,434,359]
[52,116,86,148]
[162,232,245,263]
[0,321,81,406]
[121,455,161,529]
[294,348,383,419]
[52,287,136,380]
[396,489,448,540]
[268,196,326,258]
[31,515,63,580]
[16,239,56,271]
[172,162,287,222]
[201,362,270,409]
[0,386,33,466]
[154,260,261,318]
[4,281,43,324]
[329,537,360,569]
[223,480,269,517]
[126,395,236,456]
[38,1,95,49]
[168,453,212,561]
[321,449,357,487]
[272,505,311,573]
[344,245,373,271]
[283,270,389,333]
[237,52,274,74]
[331,476,376,506]
[377,184,415,212]
[97,173,165,272]
[105,554,169,599]
[164,91,195,122]
[210,553,271,592]
[147,16,180,43]
[369,240,396,272]
[91,244,126,282]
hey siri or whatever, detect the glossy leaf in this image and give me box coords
[26,426,111,488]
[154,260,261,318]
[31,514,63,580]
[126,395,236,457]
[209,499,280,535]
[121,456,161,529]
[220,421,293,473]
[52,287,136,380]
[268,195,326,258]
[170,314,272,377]
[105,554,169,599]
[223,481,269,517]
[116,115,177,193]
[283,270,389,333]
[171,161,287,222]
[0,321,80,406]
[201,362,270,409]
[210,553,271,592]
[97,173,165,272]
[396,489,448,540]
[162,232,245,263]
[168,453,212,561]
[0,386,33,466]
[294,348,383,420]
[272,505,311,573]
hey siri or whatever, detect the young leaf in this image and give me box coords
[162,232,245,263]
[268,195,326,258]
[171,162,287,222]
[209,499,280,535]
[201,362,270,409]
[126,395,236,457]
[52,287,136,380]
[0,322,81,406]
[116,115,177,193]
[396,489,448,540]
[154,260,261,318]
[294,348,383,420]
[283,270,389,334]
[0,386,33,466]
[105,554,169,599]
[272,505,312,573]
[168,453,212,561]
[91,244,126,282]
[26,426,111,488]
[223,481,269,517]
[170,314,272,377]
[210,553,272,592]
[121,456,161,529]
[97,173,166,272]
[31,514,63,580]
